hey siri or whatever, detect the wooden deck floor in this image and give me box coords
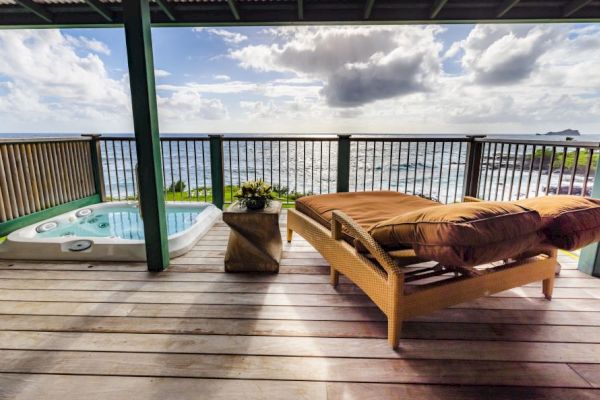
[1,210,600,399]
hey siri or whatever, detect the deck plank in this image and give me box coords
[0,210,599,398]
[0,350,591,387]
[3,331,600,363]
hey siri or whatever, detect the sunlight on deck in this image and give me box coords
[0,210,599,399]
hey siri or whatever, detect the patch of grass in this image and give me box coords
[0,236,6,244]
[111,185,306,208]
[533,149,599,170]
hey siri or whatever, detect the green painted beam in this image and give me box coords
[155,0,176,22]
[336,135,351,193]
[430,0,448,19]
[209,135,225,210]
[83,0,113,22]
[297,0,303,20]
[0,195,100,237]
[14,0,53,23]
[123,0,169,272]
[226,0,240,20]
[496,0,520,18]
[564,0,593,17]
[364,0,376,19]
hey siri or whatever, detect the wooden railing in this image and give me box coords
[0,136,103,235]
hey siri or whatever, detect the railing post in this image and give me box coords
[209,135,225,209]
[336,134,351,192]
[463,135,486,199]
[83,134,106,202]
[579,152,600,277]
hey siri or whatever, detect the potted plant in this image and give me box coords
[234,179,274,210]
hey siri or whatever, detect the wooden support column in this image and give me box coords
[123,0,169,272]
[336,135,351,193]
[579,153,600,277]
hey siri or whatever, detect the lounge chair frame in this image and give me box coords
[287,206,557,349]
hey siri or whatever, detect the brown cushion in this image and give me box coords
[368,201,543,266]
[295,191,440,245]
[516,195,600,250]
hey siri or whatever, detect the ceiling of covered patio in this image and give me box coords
[0,0,599,27]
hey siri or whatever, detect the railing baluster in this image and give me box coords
[535,145,546,197]
[437,142,445,201]
[557,146,567,195]
[494,143,504,201]
[129,141,136,198]
[545,146,556,196]
[454,142,462,202]
[487,143,497,200]
[429,142,436,198]
[569,147,580,195]
[517,144,527,200]
[500,144,510,201]
[120,141,128,199]
[445,142,453,203]
[584,149,594,196]
[508,144,519,200]
[525,145,536,198]
[103,140,113,200]
[319,141,323,194]
[387,142,394,191]
[379,141,385,190]
[422,142,428,196]
[193,140,199,202]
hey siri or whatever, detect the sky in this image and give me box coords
[0,23,599,135]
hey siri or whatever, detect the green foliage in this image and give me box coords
[0,236,6,244]
[234,179,274,210]
[272,184,289,196]
[532,149,599,170]
[167,180,186,193]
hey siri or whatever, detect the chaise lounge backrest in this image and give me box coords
[367,201,544,267]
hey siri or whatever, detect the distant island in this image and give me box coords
[536,129,580,136]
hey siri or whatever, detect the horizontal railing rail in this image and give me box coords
[97,134,600,210]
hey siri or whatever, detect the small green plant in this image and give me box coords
[167,180,186,193]
[234,179,274,210]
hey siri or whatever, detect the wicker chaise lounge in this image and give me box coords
[287,191,600,348]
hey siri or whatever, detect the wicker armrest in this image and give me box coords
[331,210,403,276]
[463,196,483,202]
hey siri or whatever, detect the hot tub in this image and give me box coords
[0,201,221,262]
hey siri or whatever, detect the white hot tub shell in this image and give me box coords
[0,201,221,262]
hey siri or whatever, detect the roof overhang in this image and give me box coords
[1,0,600,29]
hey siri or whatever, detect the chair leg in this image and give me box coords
[543,275,555,300]
[330,267,339,286]
[286,228,293,243]
[387,314,402,349]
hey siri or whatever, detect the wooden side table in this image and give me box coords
[222,201,282,273]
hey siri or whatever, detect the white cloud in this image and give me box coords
[457,25,562,85]
[66,35,111,55]
[155,69,171,77]
[157,88,228,121]
[0,29,130,132]
[194,28,248,44]
[213,74,231,81]
[230,26,443,107]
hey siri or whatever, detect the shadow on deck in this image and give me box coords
[0,210,599,399]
